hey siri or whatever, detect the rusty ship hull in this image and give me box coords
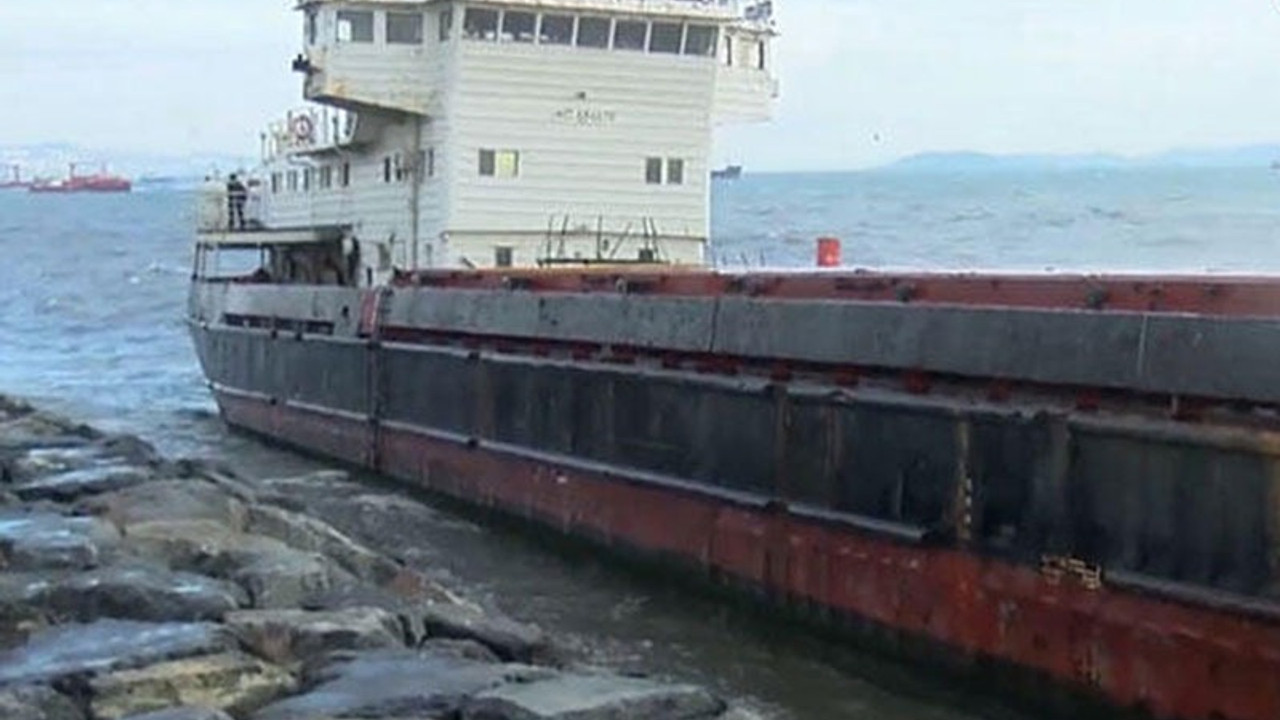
[189,269,1280,720]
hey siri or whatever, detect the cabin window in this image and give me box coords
[757,40,766,70]
[439,8,453,41]
[305,9,318,45]
[614,20,647,51]
[495,246,514,268]
[684,24,717,56]
[387,12,424,44]
[539,14,573,45]
[649,22,683,54]
[426,147,436,178]
[479,149,519,178]
[270,172,281,194]
[383,157,392,183]
[319,165,333,189]
[667,158,685,185]
[463,8,499,40]
[340,162,350,187]
[302,168,313,191]
[724,35,733,65]
[501,11,536,42]
[576,17,610,47]
[644,157,663,184]
[336,10,374,43]
[287,170,299,191]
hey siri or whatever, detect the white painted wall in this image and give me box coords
[252,0,778,273]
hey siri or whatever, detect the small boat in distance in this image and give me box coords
[29,163,131,193]
[711,164,743,180]
[0,164,30,190]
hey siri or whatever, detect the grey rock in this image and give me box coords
[82,480,246,532]
[251,648,552,720]
[420,602,550,664]
[462,674,725,720]
[418,638,502,664]
[7,445,110,482]
[225,607,404,667]
[122,709,233,720]
[232,549,353,610]
[0,565,246,623]
[244,504,402,586]
[715,706,773,720]
[0,412,95,453]
[89,651,296,720]
[0,599,48,650]
[0,619,236,687]
[0,510,120,571]
[119,520,354,608]
[13,465,153,502]
[0,684,83,720]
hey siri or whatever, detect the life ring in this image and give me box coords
[291,115,315,143]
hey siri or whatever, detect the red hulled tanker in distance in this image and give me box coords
[188,1,1280,718]
[29,163,131,193]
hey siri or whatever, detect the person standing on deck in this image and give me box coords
[226,174,248,230]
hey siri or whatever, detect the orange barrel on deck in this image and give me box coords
[816,237,841,267]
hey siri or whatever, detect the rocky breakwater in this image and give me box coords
[0,396,761,720]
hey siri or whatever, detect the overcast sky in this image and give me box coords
[3,0,1280,171]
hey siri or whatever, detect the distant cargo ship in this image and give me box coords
[711,164,743,180]
[29,164,131,193]
[0,164,30,190]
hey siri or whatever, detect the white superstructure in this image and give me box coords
[202,0,777,278]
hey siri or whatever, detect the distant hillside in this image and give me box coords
[0,143,253,183]
[883,145,1280,173]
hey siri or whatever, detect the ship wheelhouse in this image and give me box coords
[195,0,778,286]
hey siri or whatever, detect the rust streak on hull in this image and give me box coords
[216,388,1280,720]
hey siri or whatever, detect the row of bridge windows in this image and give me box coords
[312,6,764,67]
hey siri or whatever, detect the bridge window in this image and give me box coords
[649,22,682,54]
[336,10,374,43]
[667,158,685,185]
[502,11,536,42]
[271,172,281,194]
[495,246,513,268]
[383,157,392,183]
[287,170,299,192]
[614,20,647,51]
[479,149,520,178]
[684,24,717,56]
[305,9,318,45]
[724,35,733,65]
[463,8,499,40]
[302,168,313,191]
[439,8,453,41]
[319,165,333,189]
[645,157,663,184]
[539,14,573,45]
[387,12,424,44]
[576,17,610,48]
[340,162,350,187]
[757,40,766,70]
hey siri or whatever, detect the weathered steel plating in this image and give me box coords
[189,267,1280,720]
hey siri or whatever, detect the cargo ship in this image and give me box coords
[189,2,1280,719]
[30,163,131,193]
[0,164,30,190]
